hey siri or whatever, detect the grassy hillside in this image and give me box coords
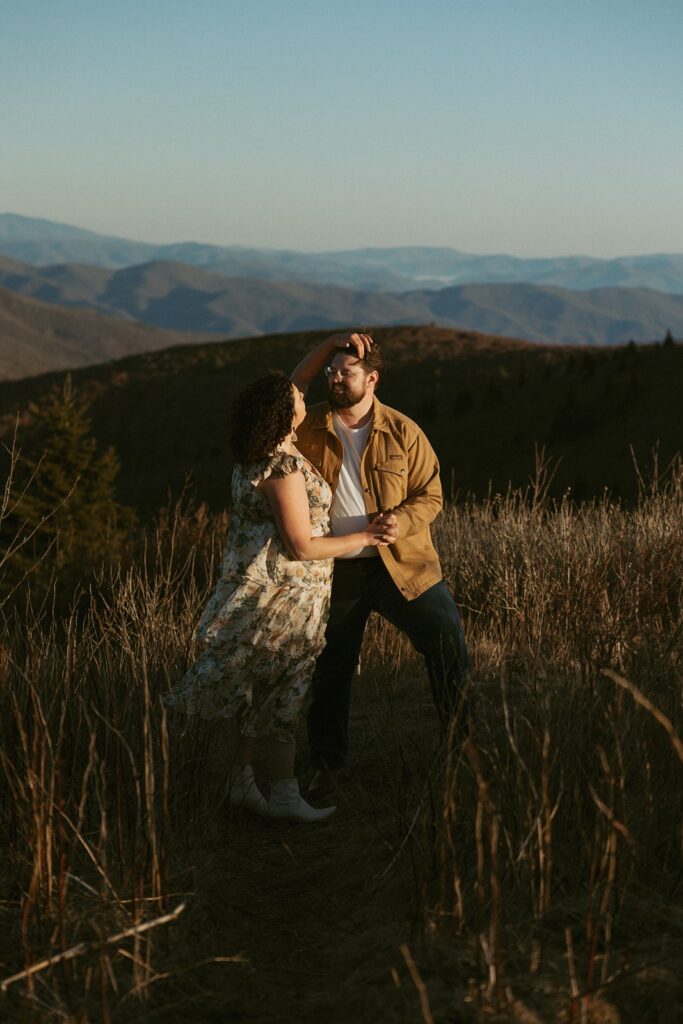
[1,319,681,1021]
[1,325,681,517]
[1,477,681,1022]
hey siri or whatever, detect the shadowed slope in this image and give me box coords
[1,325,681,514]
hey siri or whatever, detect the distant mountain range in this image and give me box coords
[2,214,682,379]
[3,213,683,294]
[1,255,682,360]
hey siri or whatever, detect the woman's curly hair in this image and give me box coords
[230,372,295,465]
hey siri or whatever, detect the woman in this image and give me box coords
[165,371,394,822]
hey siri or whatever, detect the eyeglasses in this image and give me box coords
[324,366,361,380]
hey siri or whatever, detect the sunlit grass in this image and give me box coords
[0,457,681,1021]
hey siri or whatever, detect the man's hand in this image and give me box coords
[371,511,398,545]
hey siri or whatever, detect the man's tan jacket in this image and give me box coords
[296,397,443,600]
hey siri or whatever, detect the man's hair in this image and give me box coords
[342,340,384,379]
[229,371,295,465]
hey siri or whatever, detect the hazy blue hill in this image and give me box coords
[416,283,683,345]
[0,214,158,268]
[3,214,683,294]
[95,262,412,333]
[2,253,683,354]
[313,248,605,288]
[0,214,115,243]
[0,257,112,310]
[150,243,412,290]
[0,258,413,336]
[0,216,411,289]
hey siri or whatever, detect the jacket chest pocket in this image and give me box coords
[372,457,408,506]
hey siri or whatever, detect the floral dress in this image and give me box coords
[165,450,333,742]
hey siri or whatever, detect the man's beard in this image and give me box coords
[328,383,366,409]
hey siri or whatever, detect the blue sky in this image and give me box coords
[3,0,682,255]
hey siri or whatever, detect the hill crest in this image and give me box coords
[1,324,680,516]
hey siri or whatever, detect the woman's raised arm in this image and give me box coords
[290,332,373,395]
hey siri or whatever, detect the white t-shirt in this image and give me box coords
[331,413,378,558]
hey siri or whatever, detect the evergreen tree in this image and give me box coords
[1,375,136,595]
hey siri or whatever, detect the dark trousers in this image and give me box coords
[307,558,470,769]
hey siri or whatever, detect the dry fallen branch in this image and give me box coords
[1,902,187,992]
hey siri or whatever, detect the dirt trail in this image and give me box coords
[159,670,445,1022]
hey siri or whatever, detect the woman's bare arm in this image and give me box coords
[259,470,395,560]
[290,332,373,395]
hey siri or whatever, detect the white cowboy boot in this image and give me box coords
[227,765,268,816]
[267,778,336,822]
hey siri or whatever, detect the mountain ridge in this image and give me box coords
[3,213,683,294]
[1,256,682,366]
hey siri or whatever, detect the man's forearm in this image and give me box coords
[392,481,443,540]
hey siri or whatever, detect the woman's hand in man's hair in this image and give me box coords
[324,332,373,359]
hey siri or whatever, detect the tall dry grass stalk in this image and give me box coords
[0,491,228,1019]
[0,450,681,1020]
[404,458,683,1020]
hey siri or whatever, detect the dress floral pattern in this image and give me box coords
[165,450,333,742]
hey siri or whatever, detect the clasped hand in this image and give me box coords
[366,512,398,547]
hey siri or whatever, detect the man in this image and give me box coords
[291,331,469,798]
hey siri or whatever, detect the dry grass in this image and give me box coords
[0,456,681,1021]
[418,461,683,1022]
